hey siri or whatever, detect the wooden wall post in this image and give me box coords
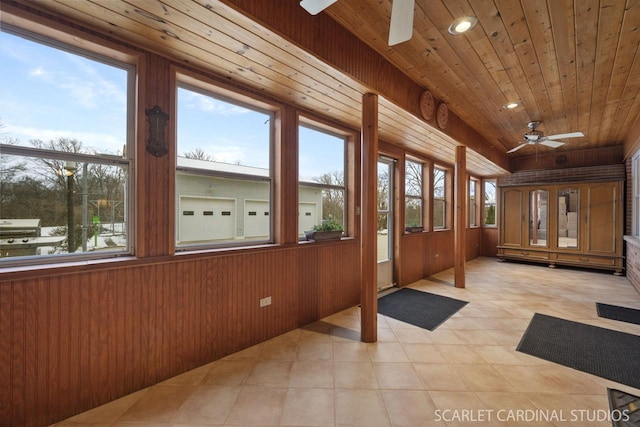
[361,93,378,342]
[275,105,299,244]
[454,145,466,288]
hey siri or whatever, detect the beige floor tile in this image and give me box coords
[281,388,335,426]
[373,362,424,389]
[381,389,446,427]
[202,359,254,386]
[435,344,486,364]
[367,342,409,362]
[450,364,519,392]
[332,341,372,362]
[413,363,469,391]
[289,360,334,388]
[402,343,448,363]
[170,385,240,424]
[224,386,287,425]
[333,361,379,389]
[244,360,293,387]
[296,341,333,360]
[334,389,390,427]
[117,385,195,423]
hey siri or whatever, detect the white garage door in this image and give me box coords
[244,200,270,239]
[178,196,235,243]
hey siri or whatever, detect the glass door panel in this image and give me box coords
[377,158,394,291]
[558,188,579,248]
[529,189,548,247]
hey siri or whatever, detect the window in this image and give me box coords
[483,179,497,226]
[405,159,423,229]
[469,177,479,227]
[298,123,346,238]
[176,82,274,248]
[0,27,133,265]
[433,166,447,229]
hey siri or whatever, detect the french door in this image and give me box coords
[377,157,395,291]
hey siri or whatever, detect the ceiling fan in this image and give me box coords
[507,121,584,154]
[300,0,415,46]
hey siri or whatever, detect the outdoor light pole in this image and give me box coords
[65,161,76,253]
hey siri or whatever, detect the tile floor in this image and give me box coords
[52,257,640,426]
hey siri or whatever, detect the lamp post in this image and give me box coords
[64,161,76,253]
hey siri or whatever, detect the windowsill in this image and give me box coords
[624,235,640,249]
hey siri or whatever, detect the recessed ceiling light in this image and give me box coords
[448,16,478,35]
[503,102,520,109]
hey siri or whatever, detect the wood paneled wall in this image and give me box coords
[0,242,361,426]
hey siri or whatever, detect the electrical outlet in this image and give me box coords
[259,296,272,307]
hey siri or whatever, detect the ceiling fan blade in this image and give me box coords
[546,131,584,140]
[539,139,565,148]
[388,0,415,46]
[300,0,337,15]
[507,143,528,153]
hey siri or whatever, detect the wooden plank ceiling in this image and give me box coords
[321,0,640,156]
[15,0,640,174]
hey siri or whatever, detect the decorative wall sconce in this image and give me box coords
[145,105,169,157]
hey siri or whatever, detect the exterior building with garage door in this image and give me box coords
[176,157,323,245]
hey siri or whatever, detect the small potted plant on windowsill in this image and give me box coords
[305,215,344,241]
[405,223,424,233]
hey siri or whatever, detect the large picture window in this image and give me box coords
[176,83,274,248]
[298,123,346,238]
[0,27,133,265]
[405,159,423,229]
[433,166,447,229]
[483,178,497,226]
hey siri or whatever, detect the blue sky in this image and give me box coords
[1,29,344,180]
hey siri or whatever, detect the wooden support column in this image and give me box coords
[275,105,299,244]
[361,93,378,342]
[454,145,466,288]
[138,54,173,258]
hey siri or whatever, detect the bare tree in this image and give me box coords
[184,148,214,161]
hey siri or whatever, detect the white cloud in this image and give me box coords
[184,91,250,115]
[5,124,125,155]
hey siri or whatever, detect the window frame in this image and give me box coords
[0,23,136,267]
[468,176,480,228]
[297,119,349,240]
[482,178,497,227]
[433,165,451,230]
[174,77,277,250]
[404,158,424,230]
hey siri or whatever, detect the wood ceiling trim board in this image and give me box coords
[600,2,640,145]
[186,0,370,102]
[116,0,364,114]
[522,0,568,136]
[496,0,554,131]
[574,0,599,144]
[548,0,579,133]
[588,0,626,145]
[470,0,539,140]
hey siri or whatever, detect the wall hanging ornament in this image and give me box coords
[145,105,169,157]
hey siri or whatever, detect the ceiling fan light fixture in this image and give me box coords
[448,16,478,35]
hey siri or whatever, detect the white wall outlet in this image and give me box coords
[259,296,272,307]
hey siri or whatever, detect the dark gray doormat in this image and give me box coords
[377,288,468,331]
[608,388,640,426]
[517,313,640,390]
[597,303,640,326]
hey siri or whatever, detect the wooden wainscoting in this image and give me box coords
[0,241,360,427]
[398,230,455,286]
